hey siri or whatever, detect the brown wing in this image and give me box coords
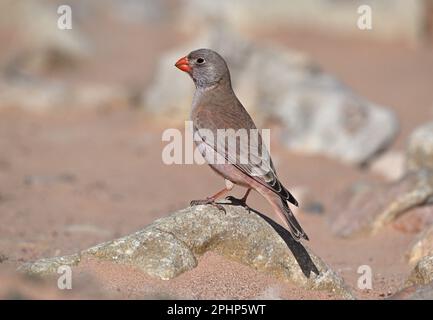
[193,96,299,207]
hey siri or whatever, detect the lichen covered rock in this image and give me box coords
[18,204,353,299]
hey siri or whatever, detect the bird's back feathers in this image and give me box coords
[192,85,299,207]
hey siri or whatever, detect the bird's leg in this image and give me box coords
[225,188,252,211]
[190,180,234,213]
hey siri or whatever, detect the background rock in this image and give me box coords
[0,1,90,77]
[331,121,433,238]
[18,203,353,299]
[407,122,433,172]
[0,76,133,112]
[405,255,433,287]
[277,89,396,165]
[331,170,433,237]
[176,0,427,44]
[142,28,398,165]
[407,225,433,264]
[391,254,433,300]
[392,206,433,234]
[370,151,405,181]
[390,282,433,300]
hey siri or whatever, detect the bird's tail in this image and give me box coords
[279,198,309,241]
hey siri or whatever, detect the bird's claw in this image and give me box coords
[225,196,251,213]
[190,199,226,213]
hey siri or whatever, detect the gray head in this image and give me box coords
[175,48,231,88]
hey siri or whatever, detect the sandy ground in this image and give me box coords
[1,19,433,299]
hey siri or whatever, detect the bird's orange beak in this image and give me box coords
[175,56,191,73]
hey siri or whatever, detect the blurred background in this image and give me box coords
[1,0,433,299]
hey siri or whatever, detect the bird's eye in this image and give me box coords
[196,58,205,64]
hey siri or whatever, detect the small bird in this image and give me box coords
[175,48,308,241]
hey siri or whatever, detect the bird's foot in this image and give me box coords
[225,196,251,212]
[190,198,226,213]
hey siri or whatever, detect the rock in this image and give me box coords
[370,171,433,233]
[391,282,433,300]
[406,255,433,287]
[331,121,433,237]
[407,225,433,264]
[331,170,433,237]
[142,27,398,165]
[0,77,133,113]
[277,89,396,166]
[370,151,405,181]
[18,204,353,299]
[0,1,90,76]
[407,122,433,172]
[392,206,433,234]
[408,283,433,299]
[391,254,433,299]
[176,0,425,44]
[18,254,81,276]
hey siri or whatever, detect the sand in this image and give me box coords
[1,20,433,299]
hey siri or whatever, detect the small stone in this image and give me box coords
[303,202,325,215]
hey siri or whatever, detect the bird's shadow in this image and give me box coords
[225,202,320,278]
